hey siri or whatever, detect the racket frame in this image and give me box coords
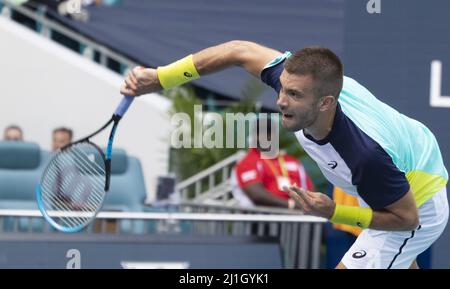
[36,115,123,233]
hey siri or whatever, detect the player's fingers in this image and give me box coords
[131,66,146,81]
[302,187,319,199]
[130,68,140,83]
[284,186,310,212]
[120,83,136,96]
[124,77,137,91]
[128,70,138,86]
[292,185,315,206]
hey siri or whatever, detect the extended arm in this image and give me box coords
[286,186,419,231]
[368,189,419,231]
[120,40,281,96]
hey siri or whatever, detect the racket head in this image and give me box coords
[36,141,108,233]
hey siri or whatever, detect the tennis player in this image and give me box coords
[120,41,448,269]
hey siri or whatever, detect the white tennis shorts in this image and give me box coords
[341,186,449,269]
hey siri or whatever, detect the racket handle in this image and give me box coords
[114,96,134,117]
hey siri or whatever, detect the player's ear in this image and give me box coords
[318,95,336,112]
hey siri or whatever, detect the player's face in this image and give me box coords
[277,71,321,132]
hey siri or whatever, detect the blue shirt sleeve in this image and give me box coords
[260,51,292,93]
[356,145,411,210]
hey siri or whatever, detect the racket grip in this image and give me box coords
[114,96,134,117]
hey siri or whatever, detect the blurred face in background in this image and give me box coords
[52,130,72,151]
[4,127,23,141]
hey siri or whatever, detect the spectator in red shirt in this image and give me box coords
[232,118,315,209]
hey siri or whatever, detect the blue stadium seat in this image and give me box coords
[0,141,51,232]
[103,148,147,212]
[0,142,148,233]
[0,141,47,203]
[100,148,148,234]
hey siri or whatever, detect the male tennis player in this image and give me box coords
[120,41,449,269]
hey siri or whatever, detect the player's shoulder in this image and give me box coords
[262,51,292,70]
[340,76,370,98]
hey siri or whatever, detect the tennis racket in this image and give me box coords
[36,96,134,233]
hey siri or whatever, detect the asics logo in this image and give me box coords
[352,250,367,259]
[327,161,338,169]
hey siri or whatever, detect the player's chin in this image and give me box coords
[281,115,302,132]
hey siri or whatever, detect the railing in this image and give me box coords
[175,150,246,203]
[180,200,302,215]
[0,0,139,72]
[177,201,325,269]
[0,209,326,269]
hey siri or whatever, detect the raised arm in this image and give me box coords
[193,40,281,77]
[120,40,281,96]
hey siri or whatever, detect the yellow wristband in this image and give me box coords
[329,204,373,229]
[157,54,200,89]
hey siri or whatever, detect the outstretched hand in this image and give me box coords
[284,185,336,219]
[120,66,162,96]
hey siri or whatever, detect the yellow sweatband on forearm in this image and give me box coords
[156,54,200,89]
[329,204,373,229]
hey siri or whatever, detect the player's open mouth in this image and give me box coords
[282,113,294,120]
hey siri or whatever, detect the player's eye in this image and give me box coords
[287,90,302,99]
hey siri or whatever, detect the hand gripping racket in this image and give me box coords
[36,96,134,232]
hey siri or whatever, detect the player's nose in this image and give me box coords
[277,92,289,110]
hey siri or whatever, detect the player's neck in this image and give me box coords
[304,107,337,141]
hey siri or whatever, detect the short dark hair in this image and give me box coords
[53,127,73,139]
[5,125,22,133]
[284,46,343,99]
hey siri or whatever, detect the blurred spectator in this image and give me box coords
[3,125,24,141]
[232,118,315,209]
[52,127,73,151]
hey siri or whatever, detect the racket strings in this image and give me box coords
[42,156,102,225]
[51,149,105,201]
[43,150,103,209]
[40,142,107,229]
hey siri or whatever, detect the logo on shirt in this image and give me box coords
[184,72,193,78]
[352,250,367,259]
[241,170,257,182]
[327,161,338,169]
